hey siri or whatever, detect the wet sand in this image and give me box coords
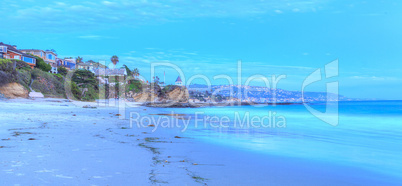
[0,98,400,185]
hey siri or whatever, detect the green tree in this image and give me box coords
[111,55,119,68]
[33,56,51,72]
[133,68,139,78]
[71,82,81,100]
[153,76,160,84]
[72,69,97,86]
[123,64,132,76]
[76,56,83,63]
[57,66,68,76]
[71,69,99,101]
[127,79,143,93]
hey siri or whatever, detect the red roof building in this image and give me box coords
[0,42,23,60]
[0,42,36,69]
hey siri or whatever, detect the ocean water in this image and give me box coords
[144,101,402,183]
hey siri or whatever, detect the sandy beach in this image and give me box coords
[0,98,201,185]
[1,98,401,185]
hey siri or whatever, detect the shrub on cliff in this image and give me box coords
[149,83,162,95]
[0,59,18,87]
[17,70,32,91]
[0,59,15,72]
[31,69,65,97]
[72,69,97,87]
[53,73,63,80]
[70,69,99,101]
[161,85,182,95]
[81,86,99,101]
[0,71,14,87]
[127,79,143,93]
[70,82,81,100]
[57,66,68,76]
[14,60,31,71]
[33,56,52,72]
[0,59,32,92]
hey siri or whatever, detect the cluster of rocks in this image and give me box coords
[142,101,200,108]
[0,93,6,100]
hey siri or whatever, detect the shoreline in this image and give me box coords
[142,101,305,108]
[1,98,401,185]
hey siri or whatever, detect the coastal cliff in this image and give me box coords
[0,82,29,98]
[132,92,159,102]
[0,59,30,98]
[165,86,189,102]
[128,85,189,103]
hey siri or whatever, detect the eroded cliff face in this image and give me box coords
[130,86,189,103]
[0,83,29,99]
[165,86,189,103]
[133,92,159,102]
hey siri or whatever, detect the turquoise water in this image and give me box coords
[148,101,402,181]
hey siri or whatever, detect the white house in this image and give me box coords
[175,76,182,86]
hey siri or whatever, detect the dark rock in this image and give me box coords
[83,105,97,109]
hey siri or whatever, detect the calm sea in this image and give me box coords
[143,101,402,182]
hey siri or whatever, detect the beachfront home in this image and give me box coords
[56,58,67,70]
[20,49,44,58]
[64,58,76,70]
[0,42,23,60]
[45,50,57,74]
[175,76,183,86]
[20,49,58,74]
[77,62,94,72]
[0,45,5,59]
[56,58,76,70]
[21,54,37,69]
[0,42,37,68]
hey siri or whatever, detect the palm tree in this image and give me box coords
[111,55,119,69]
[133,68,139,79]
[76,56,83,63]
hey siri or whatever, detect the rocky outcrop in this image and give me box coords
[165,86,189,103]
[142,101,199,108]
[0,83,29,98]
[131,85,189,104]
[133,92,159,102]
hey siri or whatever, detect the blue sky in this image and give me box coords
[1,0,401,99]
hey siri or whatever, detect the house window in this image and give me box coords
[14,56,20,60]
[0,46,7,53]
[23,57,34,64]
[47,54,54,60]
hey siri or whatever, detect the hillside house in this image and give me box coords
[20,49,58,73]
[0,42,23,60]
[0,42,36,68]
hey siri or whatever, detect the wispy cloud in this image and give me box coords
[349,76,401,81]
[1,0,330,32]
[274,10,283,14]
[77,35,102,39]
[359,13,384,16]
